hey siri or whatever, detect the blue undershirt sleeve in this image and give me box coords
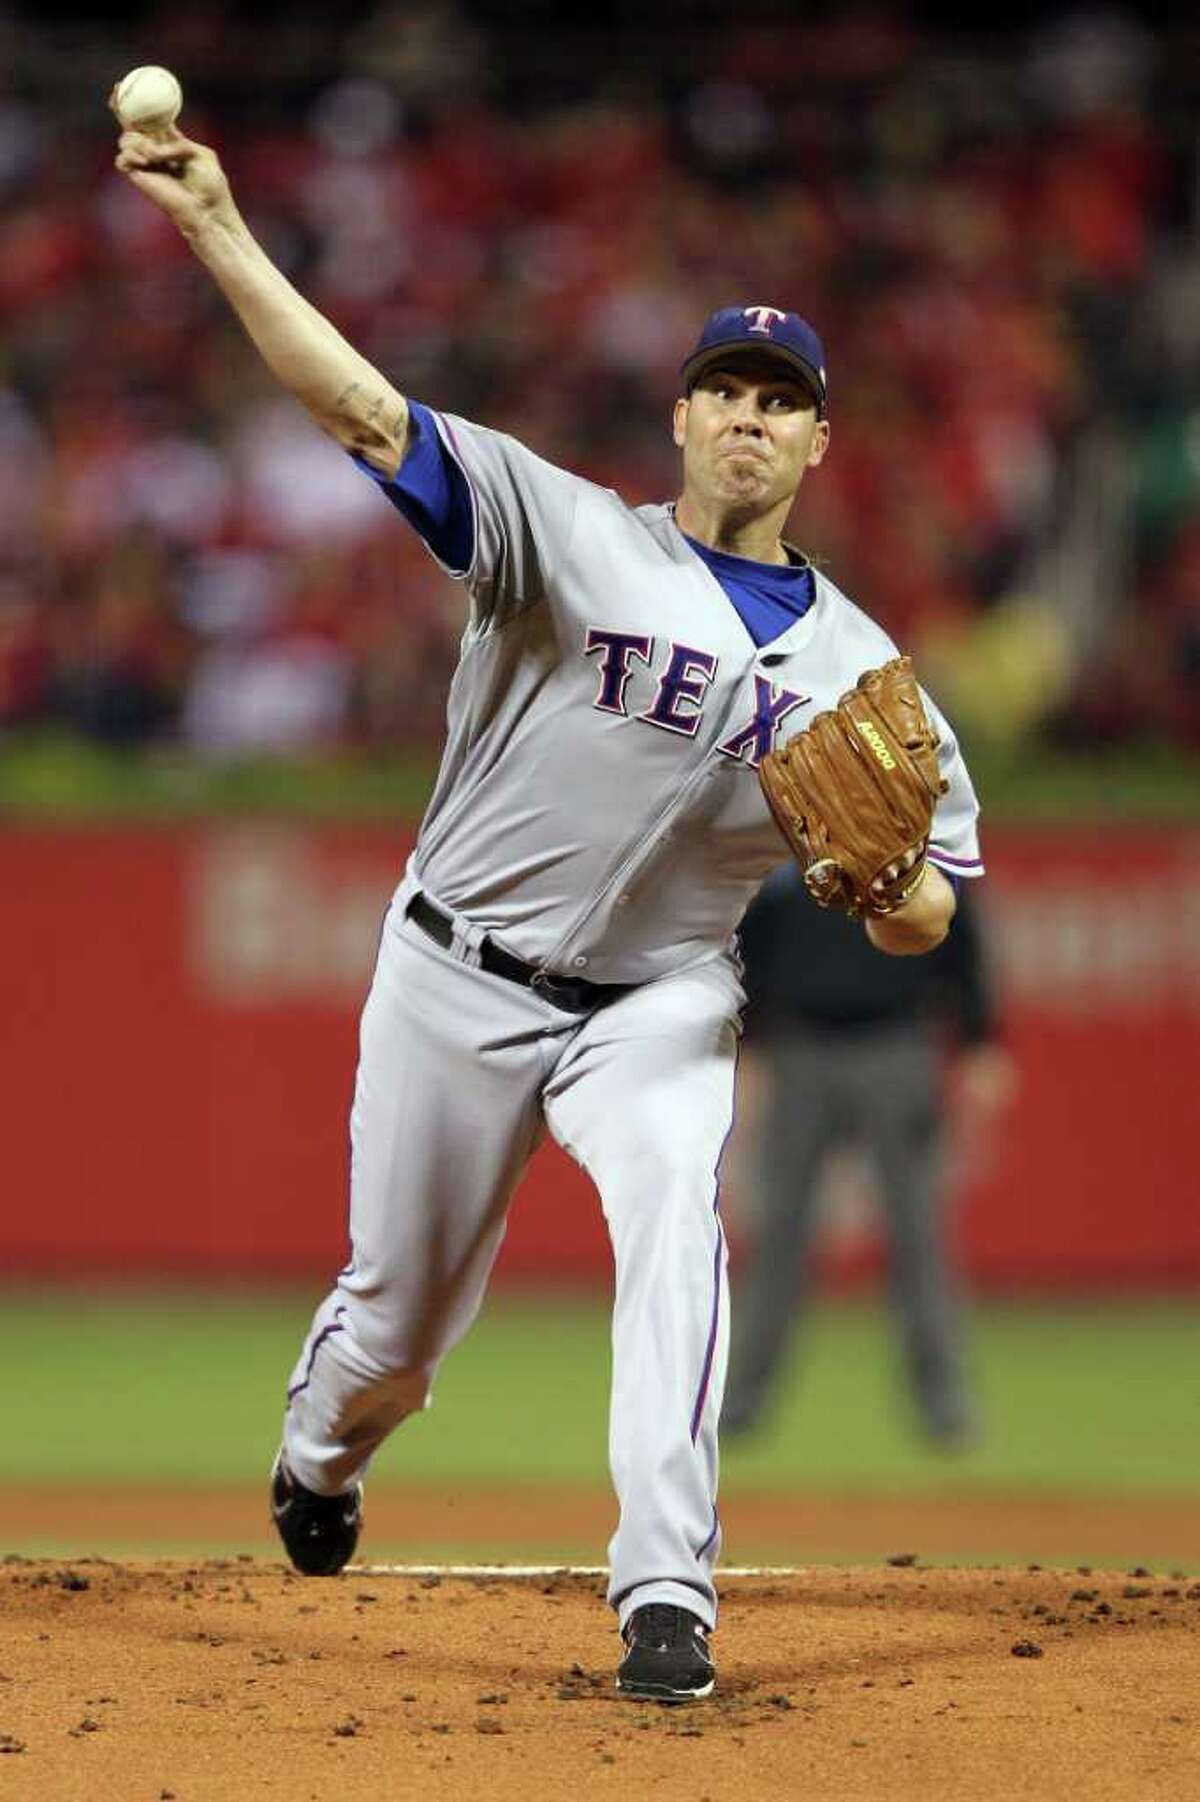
[348,400,475,576]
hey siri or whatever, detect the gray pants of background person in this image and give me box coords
[724,1019,972,1443]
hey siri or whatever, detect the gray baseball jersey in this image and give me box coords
[400,411,981,979]
[281,406,982,1633]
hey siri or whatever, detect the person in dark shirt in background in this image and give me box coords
[723,865,1016,1448]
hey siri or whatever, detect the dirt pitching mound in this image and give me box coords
[0,1559,1197,1801]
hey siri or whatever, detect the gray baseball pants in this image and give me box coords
[282,897,742,1630]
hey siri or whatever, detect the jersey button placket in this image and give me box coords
[542,655,750,975]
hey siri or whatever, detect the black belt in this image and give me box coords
[405,893,632,1016]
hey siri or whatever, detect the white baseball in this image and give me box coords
[113,66,183,133]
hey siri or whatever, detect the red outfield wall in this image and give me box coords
[1,822,1197,1288]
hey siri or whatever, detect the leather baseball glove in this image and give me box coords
[759,656,948,919]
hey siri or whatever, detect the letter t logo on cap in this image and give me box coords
[744,306,788,335]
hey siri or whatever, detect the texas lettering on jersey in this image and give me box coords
[585,627,808,768]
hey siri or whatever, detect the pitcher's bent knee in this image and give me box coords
[340,1364,433,1435]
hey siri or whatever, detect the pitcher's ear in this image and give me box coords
[672,396,689,448]
[807,419,831,467]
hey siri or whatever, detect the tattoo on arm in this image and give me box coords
[328,378,405,462]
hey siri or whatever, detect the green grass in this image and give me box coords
[0,735,441,821]
[4,1287,1198,1495]
[0,733,1197,822]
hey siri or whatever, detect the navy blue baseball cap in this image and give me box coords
[681,305,828,415]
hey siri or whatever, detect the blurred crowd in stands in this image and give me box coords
[0,2,1196,759]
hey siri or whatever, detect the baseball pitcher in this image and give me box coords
[115,121,982,1704]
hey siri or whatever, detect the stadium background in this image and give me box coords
[0,0,1196,1569]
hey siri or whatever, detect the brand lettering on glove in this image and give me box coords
[855,719,897,770]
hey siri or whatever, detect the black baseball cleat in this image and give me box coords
[616,1604,715,1702]
[270,1452,362,1576]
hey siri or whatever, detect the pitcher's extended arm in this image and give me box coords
[115,126,409,475]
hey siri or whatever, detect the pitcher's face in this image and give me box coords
[674,357,829,517]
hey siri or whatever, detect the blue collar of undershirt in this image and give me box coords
[681,527,816,647]
[680,530,811,582]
